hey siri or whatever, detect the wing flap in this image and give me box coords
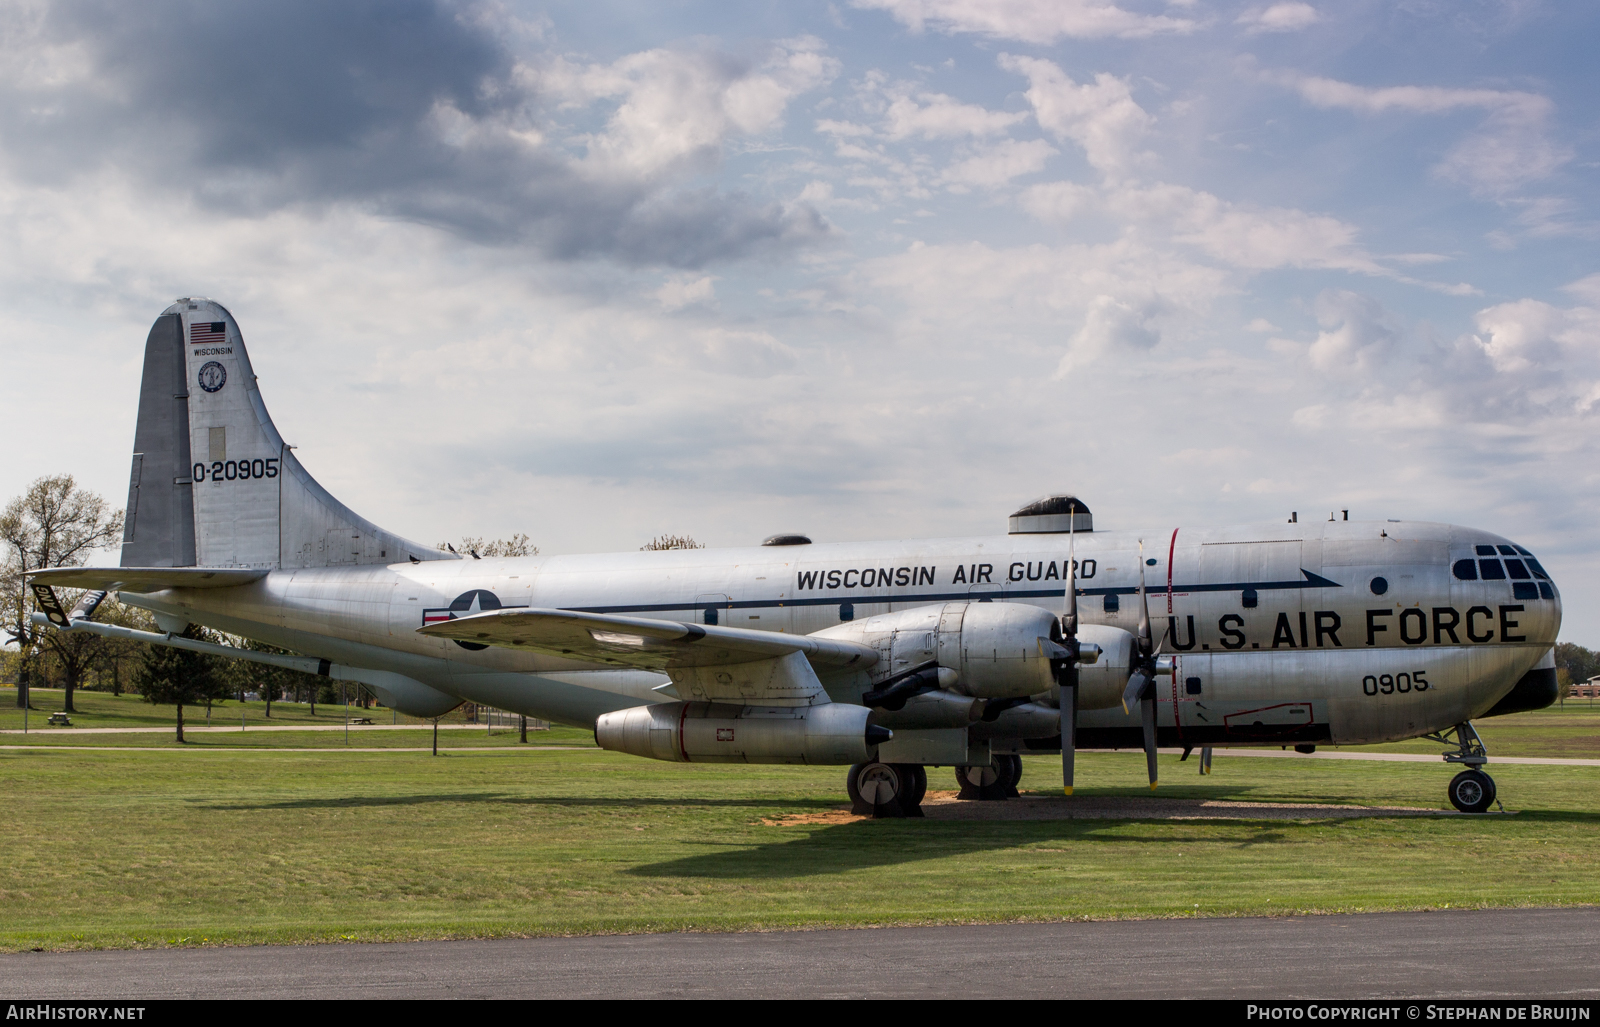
[417,608,879,673]
[26,567,269,591]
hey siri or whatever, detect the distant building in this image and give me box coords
[1573,676,1600,699]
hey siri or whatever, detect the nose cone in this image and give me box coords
[1449,527,1562,642]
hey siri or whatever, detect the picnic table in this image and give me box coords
[349,717,374,725]
[47,713,72,726]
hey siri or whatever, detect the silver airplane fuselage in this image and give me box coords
[125,516,1559,749]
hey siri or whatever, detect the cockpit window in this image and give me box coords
[1460,542,1557,598]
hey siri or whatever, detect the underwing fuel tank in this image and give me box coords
[594,701,882,765]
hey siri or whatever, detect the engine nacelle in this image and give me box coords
[595,701,881,765]
[1074,624,1136,710]
[816,601,1065,700]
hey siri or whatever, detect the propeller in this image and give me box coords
[1119,540,1162,790]
[1060,504,1080,796]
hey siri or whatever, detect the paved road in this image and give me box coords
[4,908,1597,999]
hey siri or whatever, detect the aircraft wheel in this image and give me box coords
[903,764,928,808]
[848,761,907,817]
[955,762,1009,801]
[997,753,1022,797]
[891,763,928,816]
[1447,769,1496,813]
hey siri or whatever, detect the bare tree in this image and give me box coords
[435,534,538,559]
[1,476,124,711]
[641,534,704,551]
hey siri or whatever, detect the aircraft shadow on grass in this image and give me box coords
[198,793,845,811]
[628,820,1297,880]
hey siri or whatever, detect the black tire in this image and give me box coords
[956,763,998,789]
[850,761,905,816]
[955,762,1009,800]
[846,762,867,808]
[1448,769,1496,813]
[904,764,928,807]
[999,753,1022,796]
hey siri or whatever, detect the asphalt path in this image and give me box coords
[4,908,1597,999]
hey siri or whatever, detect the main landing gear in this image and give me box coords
[845,754,1024,817]
[955,754,1021,800]
[847,761,928,818]
[1425,721,1501,814]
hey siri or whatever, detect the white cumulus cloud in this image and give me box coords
[852,0,1196,42]
[1266,70,1570,196]
[1237,3,1320,34]
[1000,55,1152,177]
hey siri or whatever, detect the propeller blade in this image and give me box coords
[1061,681,1077,796]
[1063,502,1078,637]
[1141,693,1159,790]
[1120,669,1150,715]
[1135,540,1153,656]
[1061,502,1080,797]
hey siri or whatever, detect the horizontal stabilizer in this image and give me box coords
[29,613,461,718]
[419,608,880,673]
[27,566,268,592]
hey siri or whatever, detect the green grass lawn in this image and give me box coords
[0,744,1595,951]
[0,686,537,732]
[1341,703,1600,759]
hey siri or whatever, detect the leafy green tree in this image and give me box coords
[224,637,322,718]
[1555,643,1599,695]
[131,626,231,742]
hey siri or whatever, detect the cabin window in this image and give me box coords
[1479,560,1506,580]
[1452,560,1478,581]
[1504,559,1531,579]
[704,606,719,626]
[1369,576,1389,596]
[1512,582,1539,601]
[1185,677,1202,695]
[1526,558,1550,580]
[1476,544,1497,556]
[839,602,854,622]
[1539,582,1555,600]
[1497,545,1517,556]
[1103,593,1120,613]
[1241,588,1258,609]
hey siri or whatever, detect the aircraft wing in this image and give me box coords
[418,608,879,673]
[25,567,269,591]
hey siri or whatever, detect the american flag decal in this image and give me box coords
[190,321,226,345]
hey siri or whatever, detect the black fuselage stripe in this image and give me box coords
[567,576,1340,616]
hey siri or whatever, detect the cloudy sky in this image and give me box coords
[3,0,1597,642]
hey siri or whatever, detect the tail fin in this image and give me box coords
[121,298,452,570]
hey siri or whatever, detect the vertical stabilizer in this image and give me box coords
[121,298,453,570]
[122,314,196,567]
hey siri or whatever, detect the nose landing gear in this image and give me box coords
[1425,721,1503,814]
[1447,769,1496,814]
